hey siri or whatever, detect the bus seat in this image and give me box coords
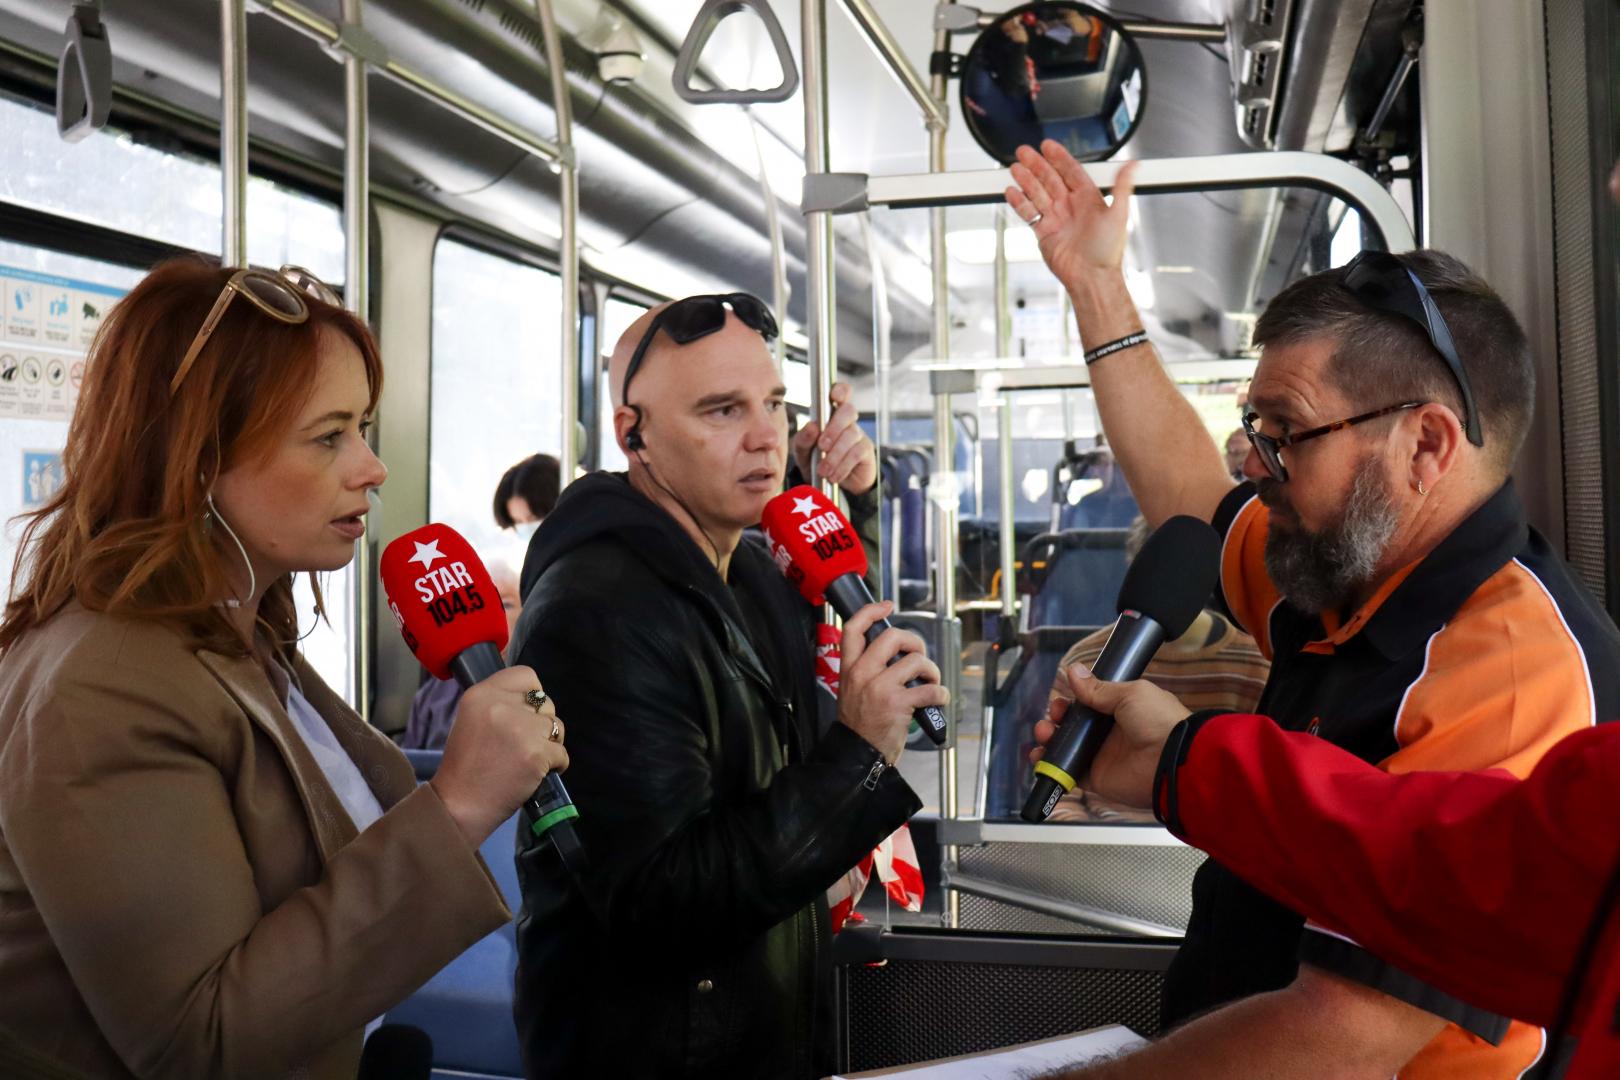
[403,748,443,782]
[895,449,932,607]
[1058,467,1139,531]
[1022,530,1130,630]
[385,788,525,1077]
[984,627,1098,819]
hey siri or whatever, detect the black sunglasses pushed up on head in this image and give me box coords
[1340,250,1483,447]
[622,292,779,404]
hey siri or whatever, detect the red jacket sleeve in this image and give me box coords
[1154,712,1620,1025]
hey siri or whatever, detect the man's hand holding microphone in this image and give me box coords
[761,485,950,766]
[837,600,949,765]
[1032,665,1190,809]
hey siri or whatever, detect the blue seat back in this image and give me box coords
[1058,463,1139,531]
[874,448,930,608]
[984,628,1097,819]
[385,750,524,1078]
[1024,530,1130,630]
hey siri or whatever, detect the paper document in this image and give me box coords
[828,1024,1147,1078]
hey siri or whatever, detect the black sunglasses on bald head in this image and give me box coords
[621,292,779,410]
[1340,250,1484,447]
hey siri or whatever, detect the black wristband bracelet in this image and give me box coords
[1084,330,1150,366]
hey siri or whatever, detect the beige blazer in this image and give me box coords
[0,604,510,1079]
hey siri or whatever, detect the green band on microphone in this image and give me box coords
[1033,758,1077,793]
[532,804,581,837]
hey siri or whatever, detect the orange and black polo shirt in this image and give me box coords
[1173,479,1620,1080]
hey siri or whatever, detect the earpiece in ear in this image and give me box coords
[625,403,646,452]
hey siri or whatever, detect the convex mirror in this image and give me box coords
[960,1,1146,165]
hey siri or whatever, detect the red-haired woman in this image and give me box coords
[0,258,567,1078]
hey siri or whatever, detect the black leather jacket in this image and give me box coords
[509,473,920,1080]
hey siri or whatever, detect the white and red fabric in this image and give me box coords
[816,621,925,932]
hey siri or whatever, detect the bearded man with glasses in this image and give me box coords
[1007,140,1620,1080]
[506,294,946,1080]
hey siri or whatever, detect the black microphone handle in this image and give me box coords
[358,1024,433,1080]
[824,574,949,745]
[448,643,583,861]
[1021,611,1168,823]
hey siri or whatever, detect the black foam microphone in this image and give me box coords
[359,1024,433,1080]
[1022,515,1222,823]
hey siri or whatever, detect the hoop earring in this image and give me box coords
[1416,480,1428,496]
[205,493,257,609]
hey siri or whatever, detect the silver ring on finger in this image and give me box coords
[548,717,563,742]
[525,688,548,714]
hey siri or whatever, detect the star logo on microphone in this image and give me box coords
[408,539,444,570]
[791,495,819,518]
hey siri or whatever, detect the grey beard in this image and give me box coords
[1262,456,1400,615]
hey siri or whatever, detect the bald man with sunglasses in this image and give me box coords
[1008,141,1620,1080]
[506,294,945,1080]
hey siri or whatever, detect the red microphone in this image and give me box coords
[380,524,582,855]
[761,486,949,745]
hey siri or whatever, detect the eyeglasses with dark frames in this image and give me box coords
[1341,250,1483,447]
[1243,401,1424,483]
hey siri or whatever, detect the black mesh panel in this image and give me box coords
[841,958,1165,1072]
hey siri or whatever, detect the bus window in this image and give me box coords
[0,91,344,281]
[429,237,563,578]
[597,295,647,473]
[0,91,352,696]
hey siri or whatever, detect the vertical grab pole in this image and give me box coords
[860,212,893,602]
[750,115,788,370]
[802,0,837,494]
[929,1,960,929]
[219,0,248,267]
[340,0,374,721]
[533,0,579,489]
[995,210,1016,629]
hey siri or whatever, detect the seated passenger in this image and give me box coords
[493,452,560,540]
[403,560,522,750]
[0,258,568,1078]
[508,292,945,1080]
[1009,139,1620,1079]
[1044,517,1268,823]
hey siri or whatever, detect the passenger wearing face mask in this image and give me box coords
[0,258,569,1079]
[494,453,560,544]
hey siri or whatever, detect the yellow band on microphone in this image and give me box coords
[1033,759,1077,793]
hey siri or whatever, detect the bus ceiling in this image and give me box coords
[0,0,1419,371]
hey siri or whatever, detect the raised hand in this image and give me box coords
[1005,139,1138,288]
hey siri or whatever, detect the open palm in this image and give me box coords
[1004,140,1138,286]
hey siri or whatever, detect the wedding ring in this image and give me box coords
[548,717,562,742]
